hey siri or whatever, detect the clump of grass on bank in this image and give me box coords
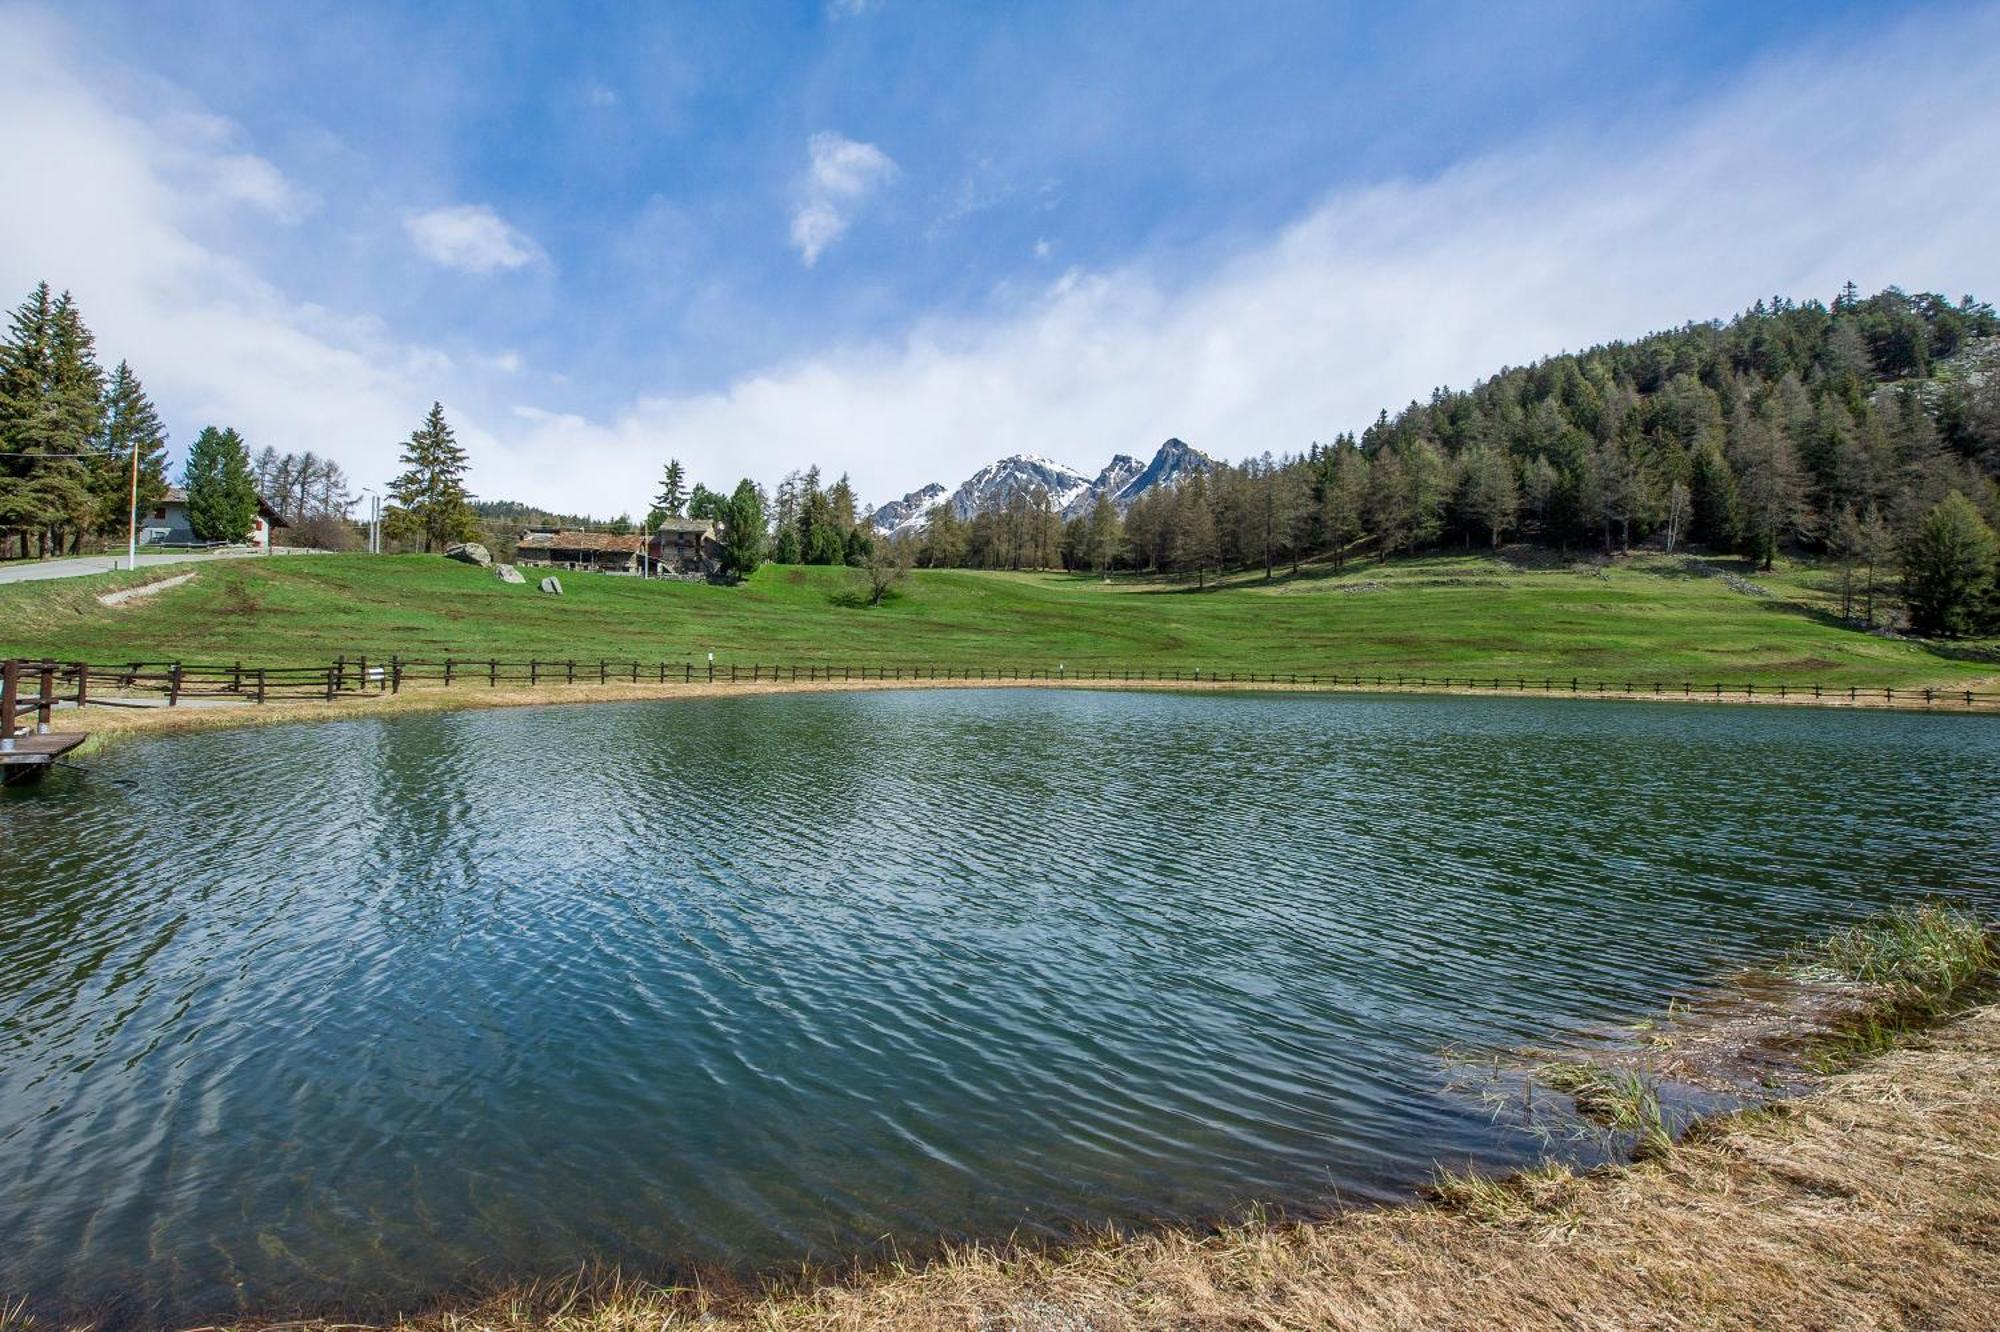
[1790,902,1995,1073]
[1812,902,1995,1004]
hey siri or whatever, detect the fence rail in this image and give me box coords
[6,655,1998,719]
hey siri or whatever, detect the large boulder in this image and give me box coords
[446,542,492,567]
[538,576,563,596]
[495,563,526,584]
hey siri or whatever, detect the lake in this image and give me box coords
[2,689,1995,1324]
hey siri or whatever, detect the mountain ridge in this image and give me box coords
[870,439,1213,536]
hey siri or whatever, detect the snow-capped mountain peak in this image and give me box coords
[867,439,1215,536]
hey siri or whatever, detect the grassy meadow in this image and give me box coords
[2,548,1993,690]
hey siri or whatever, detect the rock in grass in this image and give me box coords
[539,576,563,595]
[495,563,526,585]
[446,542,493,567]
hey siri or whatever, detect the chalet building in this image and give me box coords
[514,530,647,574]
[647,518,721,576]
[141,486,290,550]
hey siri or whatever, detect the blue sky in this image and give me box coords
[4,1,1998,515]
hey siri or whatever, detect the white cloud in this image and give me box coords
[791,131,897,265]
[404,204,544,273]
[207,153,317,222]
[1033,238,1054,260]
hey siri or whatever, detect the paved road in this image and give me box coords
[0,549,320,586]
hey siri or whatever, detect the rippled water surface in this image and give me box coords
[3,690,1996,1323]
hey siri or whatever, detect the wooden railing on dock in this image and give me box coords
[6,654,2000,716]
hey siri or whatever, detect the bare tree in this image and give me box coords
[863,538,912,605]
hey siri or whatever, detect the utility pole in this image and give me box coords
[125,435,140,570]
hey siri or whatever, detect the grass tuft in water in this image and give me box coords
[1810,902,1994,1006]
[1531,1063,1674,1159]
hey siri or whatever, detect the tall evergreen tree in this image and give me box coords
[720,478,767,578]
[183,425,258,542]
[386,401,475,552]
[95,360,169,541]
[654,458,688,519]
[1901,492,1996,636]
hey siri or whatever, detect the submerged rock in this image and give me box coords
[495,563,526,584]
[446,541,493,567]
[539,575,563,595]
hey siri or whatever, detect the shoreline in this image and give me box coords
[35,672,2000,752]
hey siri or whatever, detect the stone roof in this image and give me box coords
[516,530,645,553]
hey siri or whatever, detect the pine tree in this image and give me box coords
[719,479,766,578]
[386,401,475,553]
[1901,492,1996,636]
[0,283,57,558]
[654,458,688,519]
[96,360,169,541]
[183,425,258,542]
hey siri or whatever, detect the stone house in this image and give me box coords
[514,529,647,574]
[646,518,722,576]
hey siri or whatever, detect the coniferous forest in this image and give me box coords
[868,285,1999,634]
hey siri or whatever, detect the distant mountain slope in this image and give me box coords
[869,482,947,539]
[868,439,1214,535]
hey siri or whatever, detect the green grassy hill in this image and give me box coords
[2,551,1992,690]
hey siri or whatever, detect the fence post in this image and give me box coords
[325,666,337,701]
[391,656,402,694]
[445,658,455,687]
[530,659,539,685]
[33,662,53,730]
[231,660,242,694]
[356,656,367,693]
[334,654,345,692]
[599,659,608,685]
[75,661,89,709]
[567,660,576,684]
[169,661,182,707]
[0,659,16,746]
[256,668,266,704]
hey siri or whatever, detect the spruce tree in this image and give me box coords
[386,401,475,552]
[720,479,766,578]
[1902,492,1996,636]
[654,458,688,519]
[183,426,258,542]
[96,360,169,539]
[0,283,57,558]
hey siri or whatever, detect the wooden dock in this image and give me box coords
[0,732,87,783]
[2,659,89,785]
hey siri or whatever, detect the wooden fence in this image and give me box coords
[5,655,1999,717]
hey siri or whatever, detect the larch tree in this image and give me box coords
[1461,445,1519,549]
[386,401,476,553]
